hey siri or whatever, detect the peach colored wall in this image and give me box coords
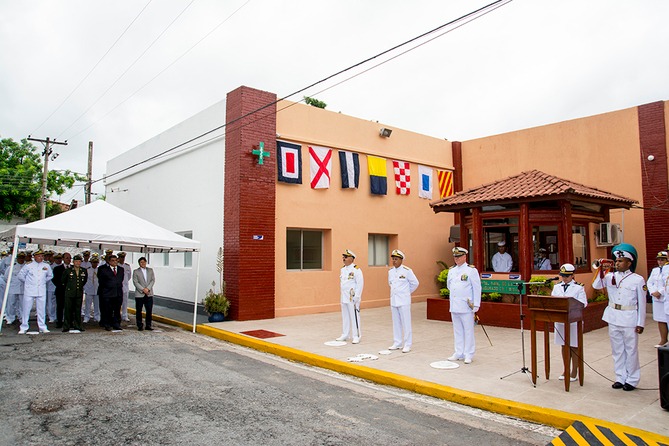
[461,106,652,276]
[275,101,453,317]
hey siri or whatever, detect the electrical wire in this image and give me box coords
[62,0,253,142]
[56,0,197,139]
[30,0,154,136]
[91,0,510,185]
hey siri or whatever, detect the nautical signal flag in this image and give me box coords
[437,169,454,198]
[277,141,302,184]
[309,146,332,189]
[339,151,359,189]
[367,155,387,195]
[418,165,433,199]
[392,160,410,195]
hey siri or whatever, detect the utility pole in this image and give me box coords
[86,141,93,204]
[27,136,68,220]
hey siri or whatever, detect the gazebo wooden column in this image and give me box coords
[560,200,574,266]
[472,207,483,268]
[519,203,531,280]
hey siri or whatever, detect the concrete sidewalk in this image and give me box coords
[149,301,668,441]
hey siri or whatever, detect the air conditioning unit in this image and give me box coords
[598,222,621,246]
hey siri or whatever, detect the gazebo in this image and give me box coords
[430,170,637,279]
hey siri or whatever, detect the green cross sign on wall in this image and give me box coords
[252,142,270,165]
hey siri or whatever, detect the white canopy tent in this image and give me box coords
[0,200,202,334]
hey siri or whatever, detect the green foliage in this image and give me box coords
[439,287,450,297]
[482,292,502,302]
[589,290,608,303]
[303,96,327,109]
[0,137,85,222]
[528,276,552,295]
[203,281,230,316]
[437,268,449,284]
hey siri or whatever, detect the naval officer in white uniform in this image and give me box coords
[336,249,364,344]
[388,249,419,353]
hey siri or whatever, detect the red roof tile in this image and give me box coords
[430,170,636,212]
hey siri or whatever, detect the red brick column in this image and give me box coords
[638,101,668,272]
[224,86,277,320]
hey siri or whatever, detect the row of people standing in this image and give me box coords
[1,249,155,333]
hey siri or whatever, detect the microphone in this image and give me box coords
[544,277,560,283]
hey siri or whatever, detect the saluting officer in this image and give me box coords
[648,251,669,348]
[336,249,364,344]
[447,247,482,364]
[592,243,646,391]
[552,263,587,381]
[62,254,88,332]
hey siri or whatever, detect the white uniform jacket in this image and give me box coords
[388,265,419,307]
[492,252,513,272]
[340,263,363,303]
[648,265,668,302]
[551,281,587,307]
[84,266,99,295]
[17,260,53,297]
[4,263,24,294]
[46,263,56,293]
[593,270,646,328]
[447,263,482,313]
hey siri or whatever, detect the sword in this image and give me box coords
[351,288,359,338]
[468,299,492,346]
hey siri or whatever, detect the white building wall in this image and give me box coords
[106,100,226,304]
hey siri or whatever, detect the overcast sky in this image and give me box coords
[1,0,668,203]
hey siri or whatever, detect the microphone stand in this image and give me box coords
[499,279,557,386]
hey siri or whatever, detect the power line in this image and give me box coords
[30,0,154,136]
[91,0,510,186]
[56,0,197,139]
[63,0,253,142]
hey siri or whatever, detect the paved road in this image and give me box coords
[0,322,558,445]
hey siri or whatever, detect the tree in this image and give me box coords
[0,137,85,222]
[303,96,327,109]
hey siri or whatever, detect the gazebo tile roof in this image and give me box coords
[430,170,636,210]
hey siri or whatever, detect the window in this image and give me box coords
[287,229,323,270]
[179,231,193,268]
[483,217,518,272]
[572,225,589,271]
[368,234,389,266]
[532,225,558,271]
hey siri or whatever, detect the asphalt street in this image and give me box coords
[0,320,558,445]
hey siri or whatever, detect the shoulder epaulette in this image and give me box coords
[354,265,360,269]
[575,281,584,286]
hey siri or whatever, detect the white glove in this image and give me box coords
[473,306,479,312]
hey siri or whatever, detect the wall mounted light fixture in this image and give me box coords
[379,128,392,138]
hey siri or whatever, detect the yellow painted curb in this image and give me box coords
[194,324,669,444]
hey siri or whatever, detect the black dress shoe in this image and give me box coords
[145,326,154,331]
[56,323,63,328]
[138,326,144,331]
[611,381,624,389]
[105,326,112,331]
[622,383,636,391]
[62,328,69,332]
[112,326,122,331]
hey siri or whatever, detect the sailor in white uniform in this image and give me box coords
[387,249,419,353]
[336,249,364,344]
[592,243,646,391]
[447,247,482,364]
[648,251,669,347]
[552,263,587,381]
[17,250,53,334]
[491,241,513,272]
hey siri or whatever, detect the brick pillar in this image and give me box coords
[638,101,668,272]
[224,86,277,320]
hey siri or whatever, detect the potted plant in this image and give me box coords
[204,282,229,322]
[203,248,229,322]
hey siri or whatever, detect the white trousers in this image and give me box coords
[452,312,475,359]
[46,289,56,321]
[20,294,47,332]
[608,323,640,386]
[340,301,361,339]
[4,293,22,323]
[391,305,412,348]
[82,294,100,322]
[122,290,129,319]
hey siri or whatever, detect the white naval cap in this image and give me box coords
[390,249,405,259]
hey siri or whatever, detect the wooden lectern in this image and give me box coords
[527,295,585,391]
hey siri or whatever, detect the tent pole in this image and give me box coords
[0,234,20,334]
[192,251,201,333]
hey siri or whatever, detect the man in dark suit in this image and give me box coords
[51,252,72,328]
[97,254,124,331]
